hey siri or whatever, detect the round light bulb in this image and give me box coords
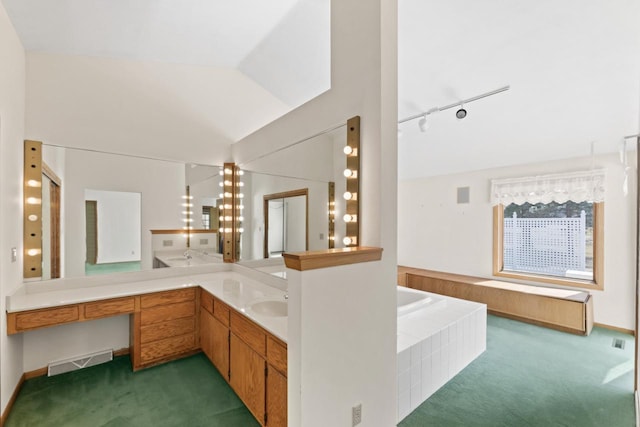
[28,214,38,221]
[219,182,224,187]
[343,192,353,200]
[27,248,40,256]
[343,145,353,155]
[343,237,352,245]
[224,168,232,175]
[219,193,224,198]
[238,170,245,176]
[343,168,353,178]
[343,214,352,222]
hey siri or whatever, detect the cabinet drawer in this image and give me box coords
[140,333,196,363]
[14,305,79,331]
[140,316,195,344]
[140,288,195,309]
[201,289,214,315]
[213,298,230,327]
[141,301,195,326]
[231,311,266,356]
[84,297,135,320]
[267,336,287,375]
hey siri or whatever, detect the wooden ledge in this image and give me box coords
[283,247,383,271]
[150,229,217,234]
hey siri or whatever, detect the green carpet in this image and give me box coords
[400,315,635,427]
[5,354,259,427]
[5,316,635,426]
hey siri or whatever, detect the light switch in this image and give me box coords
[11,247,17,262]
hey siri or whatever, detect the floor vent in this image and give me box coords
[612,338,626,350]
[48,349,113,377]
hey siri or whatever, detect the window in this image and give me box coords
[491,170,605,289]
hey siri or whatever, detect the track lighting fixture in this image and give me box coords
[397,85,510,131]
[418,114,428,132]
[456,106,467,120]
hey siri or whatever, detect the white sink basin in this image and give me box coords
[251,300,288,317]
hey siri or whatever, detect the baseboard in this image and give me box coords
[594,322,635,336]
[0,373,25,427]
[0,347,131,426]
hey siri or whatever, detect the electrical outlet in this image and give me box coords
[352,404,362,426]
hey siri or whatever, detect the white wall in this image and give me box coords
[85,189,141,264]
[233,0,399,425]
[398,153,636,330]
[24,52,274,166]
[0,1,24,414]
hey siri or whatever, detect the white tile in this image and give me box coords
[398,348,410,373]
[398,370,411,393]
[410,361,421,387]
[421,374,435,401]
[411,343,422,366]
[432,349,442,385]
[410,384,422,410]
[448,339,458,376]
[421,335,432,357]
[398,390,411,421]
[441,326,449,345]
[448,322,457,342]
[432,331,441,351]
[421,355,432,385]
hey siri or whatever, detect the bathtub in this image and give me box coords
[397,286,445,316]
[396,286,487,422]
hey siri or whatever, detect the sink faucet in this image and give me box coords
[284,293,288,300]
[183,250,193,260]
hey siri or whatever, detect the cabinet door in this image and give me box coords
[230,334,265,424]
[200,309,213,362]
[211,315,230,380]
[266,365,287,427]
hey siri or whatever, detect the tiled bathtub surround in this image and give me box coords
[397,291,487,422]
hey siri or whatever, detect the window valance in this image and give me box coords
[490,169,606,206]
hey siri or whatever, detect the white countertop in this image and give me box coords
[7,269,288,343]
[154,249,224,267]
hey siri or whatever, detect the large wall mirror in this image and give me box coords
[23,116,359,280]
[24,141,225,280]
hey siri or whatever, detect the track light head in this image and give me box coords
[456,106,467,120]
[418,115,428,132]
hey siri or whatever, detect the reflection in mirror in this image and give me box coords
[27,143,224,280]
[264,190,308,258]
[237,121,357,263]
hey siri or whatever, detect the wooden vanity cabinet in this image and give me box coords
[200,289,230,379]
[131,288,199,370]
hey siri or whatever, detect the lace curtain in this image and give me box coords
[490,169,606,206]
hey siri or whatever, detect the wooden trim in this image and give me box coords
[150,229,216,234]
[24,367,48,380]
[283,246,382,271]
[594,322,635,336]
[0,373,25,427]
[41,162,61,186]
[328,182,335,249]
[492,204,604,291]
[50,179,61,279]
[263,188,309,259]
[345,116,360,247]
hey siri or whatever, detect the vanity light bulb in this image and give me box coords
[343,191,353,200]
[224,168,233,175]
[238,193,244,199]
[225,216,232,221]
[26,179,41,187]
[238,216,244,221]
[26,197,41,205]
[224,180,232,186]
[343,214,356,222]
[219,193,224,198]
[224,192,232,198]
[181,195,193,199]
[27,248,40,256]
[343,168,354,178]
[219,182,224,187]
[219,216,224,221]
[28,214,38,222]
[238,170,245,176]
[182,203,193,207]
[238,182,245,187]
[343,237,352,245]
[343,145,353,155]
[238,228,244,233]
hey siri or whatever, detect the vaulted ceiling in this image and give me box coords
[3,0,639,179]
